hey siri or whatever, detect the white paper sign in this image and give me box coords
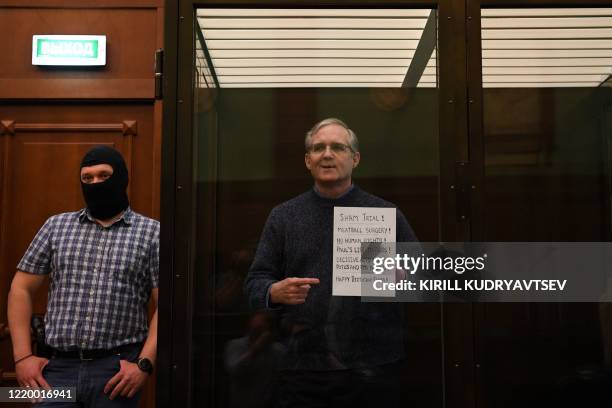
[333,206,396,296]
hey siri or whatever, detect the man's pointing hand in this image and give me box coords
[270,277,320,305]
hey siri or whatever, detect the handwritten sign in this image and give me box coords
[333,207,396,296]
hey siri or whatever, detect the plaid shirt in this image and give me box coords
[17,208,159,351]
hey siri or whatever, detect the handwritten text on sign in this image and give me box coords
[333,207,396,296]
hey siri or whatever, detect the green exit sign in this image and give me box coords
[32,35,106,66]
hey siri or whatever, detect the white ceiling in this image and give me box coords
[195,7,612,88]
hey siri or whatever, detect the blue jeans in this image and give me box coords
[37,345,141,407]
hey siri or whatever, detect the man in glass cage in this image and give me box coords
[245,118,418,408]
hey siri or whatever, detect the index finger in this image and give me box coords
[290,278,320,285]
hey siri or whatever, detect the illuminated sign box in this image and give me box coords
[32,35,106,66]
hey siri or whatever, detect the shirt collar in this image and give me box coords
[77,207,133,226]
[313,183,355,199]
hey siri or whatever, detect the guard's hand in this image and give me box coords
[104,359,148,400]
[15,355,50,389]
[270,277,320,305]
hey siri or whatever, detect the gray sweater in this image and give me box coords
[245,185,418,370]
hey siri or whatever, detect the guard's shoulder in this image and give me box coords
[128,211,160,230]
[30,211,80,237]
[47,210,82,225]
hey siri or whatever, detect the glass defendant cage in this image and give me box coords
[159,1,612,407]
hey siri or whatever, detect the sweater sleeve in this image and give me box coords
[244,207,286,310]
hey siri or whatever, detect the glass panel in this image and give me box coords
[192,8,442,408]
[480,8,612,408]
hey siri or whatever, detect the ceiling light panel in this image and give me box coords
[487,82,600,88]
[205,40,422,49]
[212,58,419,67]
[482,8,612,88]
[217,67,434,75]
[482,8,612,17]
[483,58,612,67]
[484,67,611,75]
[482,17,612,28]
[196,8,437,88]
[207,49,430,59]
[221,83,436,88]
[198,9,432,17]
[484,74,606,82]
[218,75,426,83]
[197,18,427,29]
[203,29,425,40]
[482,29,612,39]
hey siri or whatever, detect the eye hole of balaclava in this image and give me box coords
[79,146,129,220]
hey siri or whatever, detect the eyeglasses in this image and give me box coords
[308,142,354,155]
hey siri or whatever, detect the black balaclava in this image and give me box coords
[80,146,129,220]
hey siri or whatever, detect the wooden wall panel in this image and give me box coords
[0,7,160,99]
